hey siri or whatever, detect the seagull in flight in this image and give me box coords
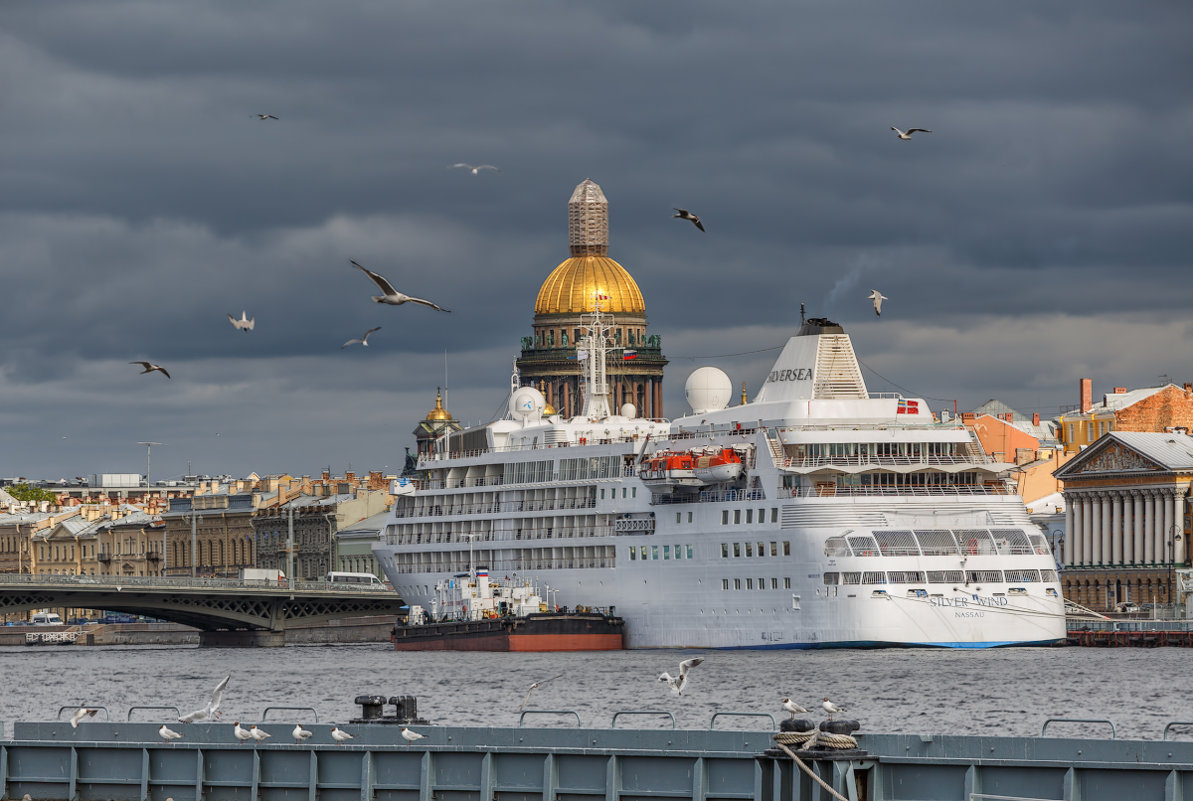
[70,707,99,728]
[349,260,451,312]
[672,208,705,232]
[867,289,888,316]
[292,724,313,744]
[449,163,500,175]
[330,726,353,744]
[233,721,253,744]
[658,656,704,696]
[228,311,255,332]
[781,698,809,719]
[129,361,171,379]
[179,674,230,723]
[520,674,564,711]
[891,126,931,140]
[254,114,279,120]
[401,727,426,746]
[159,725,183,743]
[822,697,848,720]
[341,326,382,349]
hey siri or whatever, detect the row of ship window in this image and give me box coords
[720,508,780,525]
[822,568,1060,585]
[626,540,795,561]
[721,577,794,591]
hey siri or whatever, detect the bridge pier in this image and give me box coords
[199,630,286,648]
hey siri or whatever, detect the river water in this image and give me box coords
[1,644,1186,740]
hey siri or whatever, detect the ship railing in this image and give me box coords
[777,454,991,468]
[787,483,1012,498]
[650,488,766,506]
[423,434,657,464]
[391,497,599,519]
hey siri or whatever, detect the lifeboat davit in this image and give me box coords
[691,447,744,483]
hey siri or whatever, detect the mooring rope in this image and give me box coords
[772,738,851,801]
[773,730,858,749]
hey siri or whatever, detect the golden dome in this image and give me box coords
[538,381,557,416]
[425,388,452,421]
[534,256,646,316]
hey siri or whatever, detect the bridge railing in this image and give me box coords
[0,573,392,593]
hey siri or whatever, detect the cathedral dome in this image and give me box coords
[534,256,646,315]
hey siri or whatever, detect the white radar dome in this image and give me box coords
[509,386,546,423]
[620,403,637,419]
[685,367,732,414]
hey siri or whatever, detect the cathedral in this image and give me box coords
[516,179,667,419]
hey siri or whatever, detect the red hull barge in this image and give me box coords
[391,612,623,651]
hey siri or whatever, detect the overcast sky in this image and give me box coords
[2,2,1191,482]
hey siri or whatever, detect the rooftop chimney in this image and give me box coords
[1113,387,1127,394]
[1032,412,1040,426]
[1080,378,1092,414]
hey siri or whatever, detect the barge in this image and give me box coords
[392,567,623,651]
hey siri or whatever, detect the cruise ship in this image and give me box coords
[372,305,1067,649]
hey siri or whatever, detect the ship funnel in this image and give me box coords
[754,318,867,403]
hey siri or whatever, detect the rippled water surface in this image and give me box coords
[1,645,1187,740]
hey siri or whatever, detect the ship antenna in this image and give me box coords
[800,303,806,324]
[579,292,613,421]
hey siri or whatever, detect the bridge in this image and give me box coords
[0,574,406,647]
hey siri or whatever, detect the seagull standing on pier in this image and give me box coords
[401,727,426,746]
[70,707,99,728]
[159,725,183,743]
[349,260,451,312]
[233,722,253,744]
[658,657,704,696]
[331,726,354,744]
[292,724,313,744]
[822,698,847,720]
[179,674,230,723]
[249,725,271,743]
[521,674,565,711]
[781,698,809,719]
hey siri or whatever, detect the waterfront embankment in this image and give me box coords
[0,615,395,647]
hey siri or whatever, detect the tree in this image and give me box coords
[5,483,59,504]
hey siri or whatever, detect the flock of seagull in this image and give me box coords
[126,119,922,381]
[67,661,853,749]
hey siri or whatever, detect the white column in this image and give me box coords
[1082,495,1094,567]
[1134,491,1146,565]
[1163,489,1175,564]
[1091,494,1103,566]
[1154,491,1166,565]
[1100,493,1113,567]
[1111,493,1123,565]
[1176,491,1187,565]
[1122,492,1135,564]
[1071,497,1083,566]
[1144,491,1156,563]
[1064,499,1076,567]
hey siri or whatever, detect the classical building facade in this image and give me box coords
[253,487,390,581]
[516,180,667,419]
[411,389,461,462]
[1054,431,1193,611]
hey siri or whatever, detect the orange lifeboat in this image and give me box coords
[638,450,702,488]
[691,447,745,483]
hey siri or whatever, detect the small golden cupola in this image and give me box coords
[425,388,452,421]
[539,381,557,416]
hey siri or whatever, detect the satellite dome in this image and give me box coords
[509,386,546,423]
[685,367,732,414]
[620,403,637,419]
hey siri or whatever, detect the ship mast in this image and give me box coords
[579,295,614,421]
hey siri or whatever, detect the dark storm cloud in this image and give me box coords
[1,1,1191,479]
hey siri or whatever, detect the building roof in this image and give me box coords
[338,510,389,540]
[1061,385,1170,417]
[973,399,1027,421]
[1055,431,1193,478]
[535,256,645,316]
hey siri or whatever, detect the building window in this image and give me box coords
[686,544,694,559]
[746,578,754,590]
[721,543,729,558]
[722,578,729,590]
[746,509,753,524]
[733,542,741,557]
[734,578,742,590]
[721,510,729,525]
[629,547,636,560]
[663,545,671,559]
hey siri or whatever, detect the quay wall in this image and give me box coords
[0,615,395,647]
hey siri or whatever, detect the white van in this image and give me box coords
[31,611,64,625]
